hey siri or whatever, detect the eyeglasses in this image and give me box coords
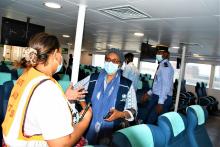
[105,57,120,64]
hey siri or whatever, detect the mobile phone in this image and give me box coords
[78,88,85,92]
[79,102,91,122]
[103,111,113,119]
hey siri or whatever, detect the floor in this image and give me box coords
[206,114,220,147]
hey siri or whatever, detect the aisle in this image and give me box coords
[206,115,220,147]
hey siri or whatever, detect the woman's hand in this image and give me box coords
[65,83,87,101]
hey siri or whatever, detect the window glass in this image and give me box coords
[139,61,157,78]
[133,57,139,68]
[92,54,105,68]
[184,63,211,86]
[170,61,180,80]
[213,66,220,90]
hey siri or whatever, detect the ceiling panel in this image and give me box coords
[164,16,219,31]
[201,0,220,15]
[130,0,212,18]
[0,0,219,58]
[69,0,129,9]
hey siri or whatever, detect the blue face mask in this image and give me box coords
[156,54,163,62]
[55,56,63,74]
[104,61,119,75]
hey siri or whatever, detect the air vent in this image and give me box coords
[99,6,151,20]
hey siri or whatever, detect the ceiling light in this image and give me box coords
[44,2,61,9]
[134,33,144,37]
[200,57,205,60]
[193,54,200,57]
[62,35,70,38]
[172,46,180,49]
[67,43,72,45]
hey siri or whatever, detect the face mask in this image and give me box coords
[156,54,163,62]
[104,61,119,75]
[55,56,63,74]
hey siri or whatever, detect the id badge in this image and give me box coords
[95,122,101,133]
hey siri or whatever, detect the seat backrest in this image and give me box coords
[158,112,189,147]
[147,79,153,89]
[60,74,70,81]
[0,85,4,120]
[186,105,212,147]
[111,124,165,147]
[173,79,178,91]
[180,80,187,93]
[0,85,3,141]
[2,80,15,117]
[200,82,207,97]
[195,82,203,98]
[17,68,24,77]
[0,72,12,85]
[58,80,70,91]
[137,80,143,90]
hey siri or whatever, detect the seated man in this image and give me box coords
[75,48,137,145]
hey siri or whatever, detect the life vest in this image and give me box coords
[2,68,61,146]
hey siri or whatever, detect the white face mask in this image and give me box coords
[156,54,163,62]
[104,61,119,75]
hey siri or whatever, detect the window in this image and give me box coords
[92,54,105,68]
[213,66,220,90]
[170,61,180,80]
[133,57,139,68]
[139,61,157,78]
[184,63,211,86]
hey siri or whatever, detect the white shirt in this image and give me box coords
[148,59,174,104]
[123,62,140,91]
[23,80,73,146]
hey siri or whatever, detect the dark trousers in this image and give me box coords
[144,94,172,124]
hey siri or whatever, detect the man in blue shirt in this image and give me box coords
[141,45,174,124]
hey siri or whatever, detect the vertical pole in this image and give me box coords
[209,65,215,89]
[174,45,186,112]
[71,4,87,84]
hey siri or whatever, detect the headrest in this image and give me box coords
[156,45,169,52]
[0,72,12,85]
[187,105,205,125]
[137,81,143,89]
[117,124,154,147]
[161,112,185,137]
[58,80,70,91]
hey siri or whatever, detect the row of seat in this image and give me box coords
[111,105,212,147]
[195,82,219,113]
